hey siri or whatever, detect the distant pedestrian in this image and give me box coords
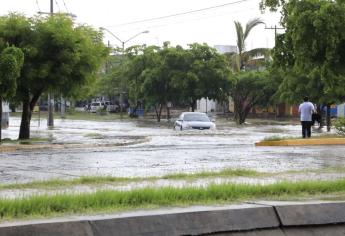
[298,96,316,138]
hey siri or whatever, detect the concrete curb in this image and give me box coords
[255,138,345,146]
[1,201,345,235]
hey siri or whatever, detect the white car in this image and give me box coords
[105,101,119,113]
[90,102,105,113]
[174,112,216,130]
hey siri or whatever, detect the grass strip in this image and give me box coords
[162,169,264,179]
[0,169,265,190]
[1,179,345,219]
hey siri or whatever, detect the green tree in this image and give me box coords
[270,0,345,130]
[125,45,158,118]
[136,43,182,121]
[229,72,275,124]
[0,13,108,139]
[233,18,264,71]
[94,53,124,104]
[181,43,231,111]
[125,43,231,121]
[0,46,24,142]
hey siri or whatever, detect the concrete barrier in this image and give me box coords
[0,220,93,236]
[1,202,345,235]
[90,205,278,236]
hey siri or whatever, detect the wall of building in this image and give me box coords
[196,98,217,113]
[1,102,9,128]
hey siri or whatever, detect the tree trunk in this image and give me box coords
[326,104,331,132]
[19,98,31,140]
[166,106,170,121]
[0,98,2,143]
[154,104,163,122]
[234,97,252,125]
[190,99,196,112]
[19,90,42,140]
[237,107,250,125]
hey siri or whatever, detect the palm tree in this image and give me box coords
[234,18,265,71]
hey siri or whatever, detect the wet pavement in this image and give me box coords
[1,116,345,185]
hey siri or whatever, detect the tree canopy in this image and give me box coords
[233,18,265,71]
[229,71,275,124]
[272,0,345,105]
[0,13,109,139]
[0,46,24,142]
[122,43,231,121]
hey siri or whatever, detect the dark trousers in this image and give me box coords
[301,121,312,138]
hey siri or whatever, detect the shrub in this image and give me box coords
[334,118,345,136]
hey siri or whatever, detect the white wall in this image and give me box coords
[1,102,10,128]
[337,103,345,118]
[197,98,216,113]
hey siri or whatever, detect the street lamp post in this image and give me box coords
[100,27,149,118]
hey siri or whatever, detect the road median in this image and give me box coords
[255,137,345,146]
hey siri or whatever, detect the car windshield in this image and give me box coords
[183,113,210,122]
[91,103,100,106]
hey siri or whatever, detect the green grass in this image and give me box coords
[1,179,345,219]
[84,133,105,139]
[0,169,265,191]
[263,135,298,141]
[1,137,54,144]
[162,169,264,179]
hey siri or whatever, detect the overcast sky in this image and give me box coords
[1,0,283,50]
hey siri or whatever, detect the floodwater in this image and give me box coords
[1,116,345,185]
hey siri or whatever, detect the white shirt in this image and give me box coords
[298,102,315,121]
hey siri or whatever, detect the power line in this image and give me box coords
[61,0,70,13]
[54,0,61,12]
[107,0,254,28]
[110,6,258,35]
[35,0,41,12]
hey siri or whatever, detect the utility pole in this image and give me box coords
[47,0,54,127]
[265,24,284,119]
[39,0,75,125]
[264,25,285,45]
[99,27,149,119]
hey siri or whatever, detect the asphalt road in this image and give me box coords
[1,117,345,184]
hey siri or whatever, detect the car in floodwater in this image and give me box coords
[173,112,216,131]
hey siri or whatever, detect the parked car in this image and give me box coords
[90,102,105,113]
[105,101,119,113]
[173,112,216,130]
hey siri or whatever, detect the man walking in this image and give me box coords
[298,96,316,138]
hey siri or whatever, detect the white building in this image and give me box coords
[214,45,237,54]
[1,102,9,128]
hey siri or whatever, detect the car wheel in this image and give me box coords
[180,125,183,131]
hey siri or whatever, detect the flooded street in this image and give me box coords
[1,117,345,184]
